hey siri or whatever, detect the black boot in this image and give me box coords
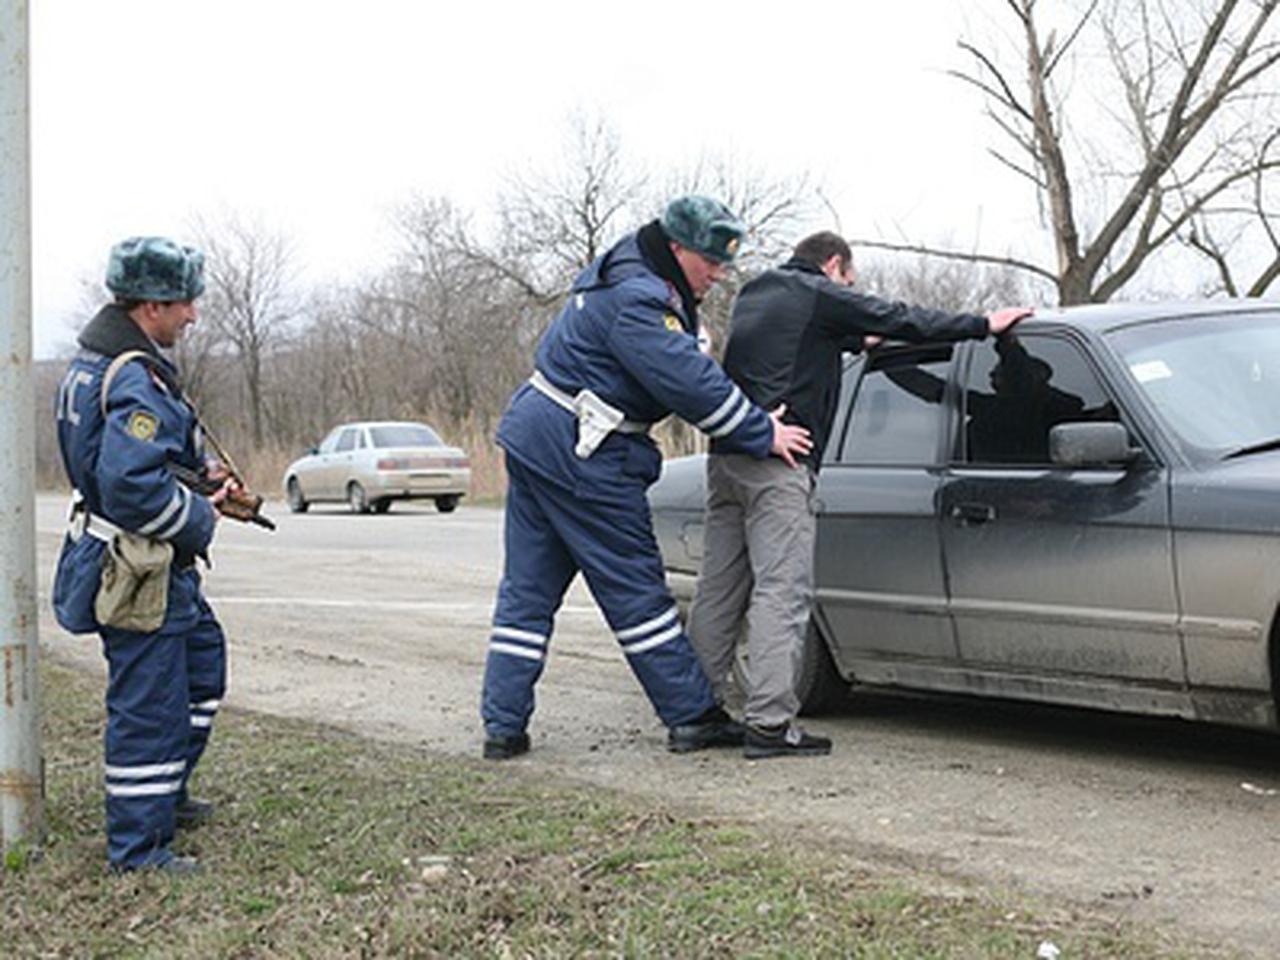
[111,853,202,876]
[743,722,832,759]
[175,798,215,829]
[667,706,745,753]
[483,732,531,760]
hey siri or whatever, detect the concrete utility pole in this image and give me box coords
[0,0,44,853]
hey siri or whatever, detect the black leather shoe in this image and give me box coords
[483,732,530,760]
[667,706,745,753]
[744,722,832,759]
[175,798,214,829]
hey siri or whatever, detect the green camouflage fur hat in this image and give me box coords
[661,195,746,263]
[106,236,206,302]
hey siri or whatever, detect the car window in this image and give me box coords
[823,353,865,468]
[317,428,342,454]
[369,424,442,448]
[960,335,1120,465]
[335,428,359,453]
[1107,311,1280,457]
[839,346,953,466]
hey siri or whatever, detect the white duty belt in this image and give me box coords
[529,369,650,459]
[66,490,122,543]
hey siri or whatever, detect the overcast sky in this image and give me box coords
[29,1,1040,359]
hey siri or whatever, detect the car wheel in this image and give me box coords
[794,621,848,716]
[286,477,309,514]
[730,619,847,717]
[347,482,370,514]
[372,498,391,514]
[435,495,459,513]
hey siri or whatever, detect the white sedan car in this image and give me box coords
[283,421,471,514]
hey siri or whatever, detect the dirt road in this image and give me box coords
[34,495,1280,955]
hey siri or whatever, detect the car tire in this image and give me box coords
[730,619,848,717]
[286,478,309,514]
[435,495,459,513]
[795,621,848,716]
[372,498,391,514]
[347,482,370,514]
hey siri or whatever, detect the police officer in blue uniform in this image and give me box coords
[480,196,812,759]
[53,237,236,873]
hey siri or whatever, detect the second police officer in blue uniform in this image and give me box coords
[480,196,812,759]
[52,237,238,874]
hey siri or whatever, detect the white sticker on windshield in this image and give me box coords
[1130,360,1173,383]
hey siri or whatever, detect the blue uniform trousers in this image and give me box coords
[481,454,715,737]
[101,582,225,869]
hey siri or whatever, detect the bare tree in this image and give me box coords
[192,214,297,446]
[855,249,1035,314]
[1175,126,1280,295]
[855,0,1280,305]
[388,196,540,428]
[463,113,647,304]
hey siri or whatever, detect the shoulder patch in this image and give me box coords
[126,410,160,442]
[663,313,684,333]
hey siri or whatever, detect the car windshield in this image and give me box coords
[1106,311,1280,458]
[368,424,442,448]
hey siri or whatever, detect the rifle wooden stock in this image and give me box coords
[168,461,276,531]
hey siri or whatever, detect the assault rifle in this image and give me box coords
[168,461,276,531]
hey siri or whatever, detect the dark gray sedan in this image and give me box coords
[651,300,1280,731]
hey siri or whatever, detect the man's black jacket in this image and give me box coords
[714,258,989,470]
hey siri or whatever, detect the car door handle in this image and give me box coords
[950,502,997,525]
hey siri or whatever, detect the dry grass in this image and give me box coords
[2,659,1236,960]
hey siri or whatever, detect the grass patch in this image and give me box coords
[2,659,1233,958]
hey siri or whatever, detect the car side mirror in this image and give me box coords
[1049,422,1137,467]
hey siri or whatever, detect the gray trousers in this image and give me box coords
[687,453,816,727]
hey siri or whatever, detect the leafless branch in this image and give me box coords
[847,238,1058,285]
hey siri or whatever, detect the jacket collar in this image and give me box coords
[78,303,182,393]
[635,220,698,333]
[780,257,824,277]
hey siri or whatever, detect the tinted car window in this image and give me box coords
[961,335,1120,465]
[335,428,359,453]
[369,424,442,448]
[840,347,953,465]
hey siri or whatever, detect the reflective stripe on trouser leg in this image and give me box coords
[101,618,191,869]
[686,454,753,706]
[481,455,578,738]
[517,458,716,728]
[181,592,227,803]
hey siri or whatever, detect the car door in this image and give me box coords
[939,332,1182,684]
[814,344,960,671]
[300,427,342,500]
[331,427,363,494]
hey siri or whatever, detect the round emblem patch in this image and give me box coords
[663,313,683,333]
[126,410,159,442]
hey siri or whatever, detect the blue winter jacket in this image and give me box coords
[497,231,773,503]
[52,306,216,634]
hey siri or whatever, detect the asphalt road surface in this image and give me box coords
[33,494,1280,955]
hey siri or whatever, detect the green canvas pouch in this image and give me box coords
[94,531,173,633]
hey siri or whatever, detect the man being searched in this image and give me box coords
[687,231,1032,758]
[480,196,813,760]
[52,237,244,873]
